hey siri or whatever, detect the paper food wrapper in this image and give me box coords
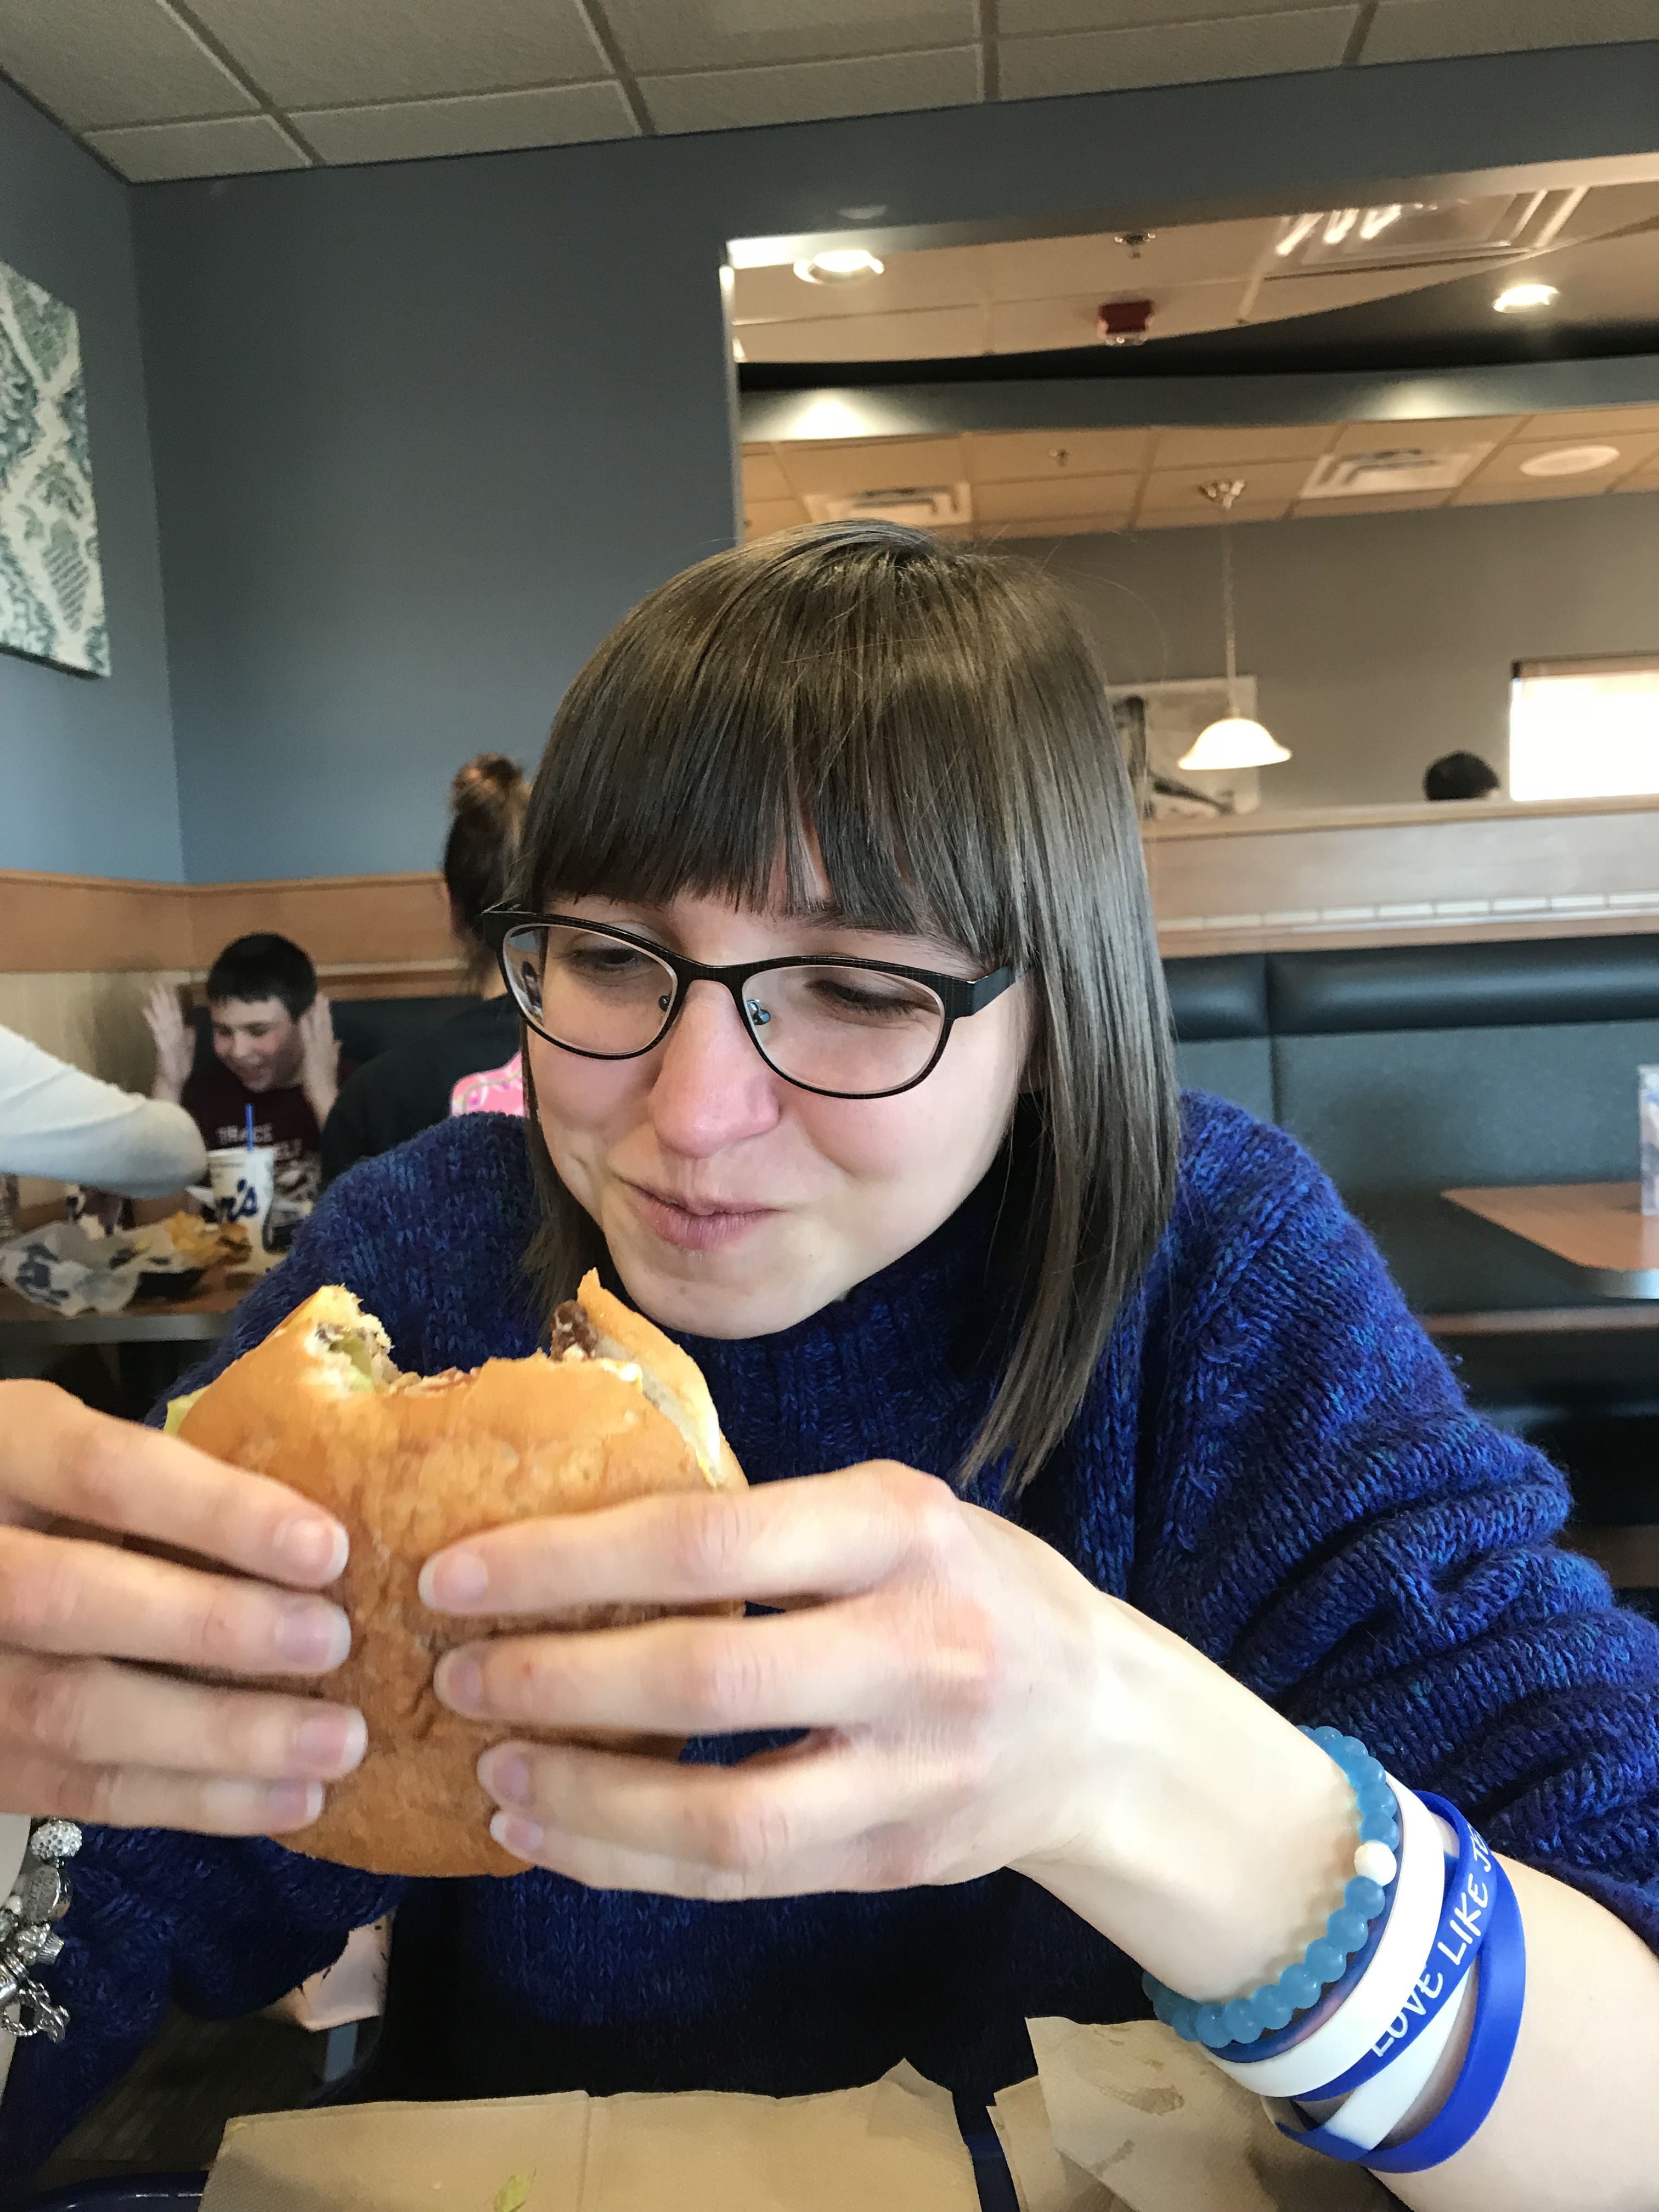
[199,2062,979,2212]
[1019,2019,1393,2212]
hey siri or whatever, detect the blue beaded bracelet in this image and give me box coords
[1144,1726,1401,2050]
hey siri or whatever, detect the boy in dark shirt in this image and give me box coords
[145,934,348,1212]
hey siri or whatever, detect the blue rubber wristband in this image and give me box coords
[1277,1848,1526,2172]
[1302,1794,1485,2101]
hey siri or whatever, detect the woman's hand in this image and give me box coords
[424,1463,1353,1997]
[143,983,194,1104]
[0,1381,365,1835]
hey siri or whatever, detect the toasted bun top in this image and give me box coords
[170,1282,742,1877]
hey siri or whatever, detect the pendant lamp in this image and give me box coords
[1177,480,1290,772]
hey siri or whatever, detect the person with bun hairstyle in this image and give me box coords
[320,755,529,1182]
[0,526,1655,2204]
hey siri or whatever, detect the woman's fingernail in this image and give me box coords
[490,1810,545,1859]
[481,1750,532,1807]
[435,1654,483,1714]
[274,1514,347,1581]
[294,1709,366,1775]
[275,1600,351,1669]
[419,1550,489,1609]
[264,1779,324,1827]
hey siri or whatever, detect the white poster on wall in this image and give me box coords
[1107,677,1261,816]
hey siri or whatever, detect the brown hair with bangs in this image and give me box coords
[515,520,1178,1493]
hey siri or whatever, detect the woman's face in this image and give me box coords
[530,886,1031,1339]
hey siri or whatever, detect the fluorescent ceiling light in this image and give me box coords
[1322,208,1359,246]
[1493,282,1558,313]
[1517,443,1621,477]
[1358,204,1402,241]
[794,249,884,285]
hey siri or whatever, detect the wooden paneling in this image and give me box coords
[1,868,461,986]
[1146,793,1659,957]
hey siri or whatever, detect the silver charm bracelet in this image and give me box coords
[0,1819,80,2043]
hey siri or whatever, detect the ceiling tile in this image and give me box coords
[1326,417,1516,454]
[981,513,1132,539]
[998,7,1357,99]
[185,0,609,107]
[639,46,980,134]
[967,427,1152,479]
[985,218,1277,300]
[1466,431,1659,489]
[778,437,968,496]
[87,113,308,181]
[1141,459,1311,508]
[1001,0,1336,29]
[1361,0,1657,64]
[1133,498,1290,528]
[976,472,1140,521]
[1612,471,1659,495]
[744,498,810,538]
[731,244,986,325]
[735,305,987,362]
[1150,423,1336,466]
[1289,490,1452,515]
[603,0,976,72]
[295,82,636,163]
[1516,405,1659,440]
[0,0,256,130]
[1451,476,1616,506]
[741,451,794,502]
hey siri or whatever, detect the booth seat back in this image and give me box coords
[1167,937,1659,1314]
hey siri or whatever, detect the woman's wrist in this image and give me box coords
[1013,1599,1357,2001]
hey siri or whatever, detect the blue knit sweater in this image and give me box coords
[7,1095,1658,2174]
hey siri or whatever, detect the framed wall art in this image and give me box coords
[0,258,108,676]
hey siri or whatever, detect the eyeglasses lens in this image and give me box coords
[504,927,945,1096]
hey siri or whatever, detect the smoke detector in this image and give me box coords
[1300,444,1494,498]
[802,482,973,528]
[1097,297,1154,346]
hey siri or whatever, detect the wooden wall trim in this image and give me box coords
[7,792,1659,985]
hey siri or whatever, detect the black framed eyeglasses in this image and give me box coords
[481,905,1018,1101]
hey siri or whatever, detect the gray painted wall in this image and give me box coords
[130,41,1659,882]
[0,80,180,881]
[1018,489,1659,811]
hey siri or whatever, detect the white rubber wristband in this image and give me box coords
[1210,1779,1448,2099]
[1294,1951,1475,2153]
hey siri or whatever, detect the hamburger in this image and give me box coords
[167,1272,744,1877]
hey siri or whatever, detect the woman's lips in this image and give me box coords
[623,1181,778,1252]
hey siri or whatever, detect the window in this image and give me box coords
[1509,655,1659,802]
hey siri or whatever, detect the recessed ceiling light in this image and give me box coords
[793,249,884,286]
[1493,282,1559,313]
[1518,443,1621,477]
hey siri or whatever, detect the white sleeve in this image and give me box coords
[0,1026,208,1198]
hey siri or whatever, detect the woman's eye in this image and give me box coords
[808,977,931,1022]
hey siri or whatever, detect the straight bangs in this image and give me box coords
[518,521,1180,1494]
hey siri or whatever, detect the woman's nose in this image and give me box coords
[647,981,781,1157]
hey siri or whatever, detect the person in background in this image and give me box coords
[0,1024,206,1199]
[145,934,344,1213]
[321,756,528,1183]
[1423,751,1500,802]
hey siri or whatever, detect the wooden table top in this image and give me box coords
[0,1262,249,1345]
[1440,1182,1659,1299]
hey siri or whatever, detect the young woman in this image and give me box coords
[1,526,1655,2203]
[319,752,529,1181]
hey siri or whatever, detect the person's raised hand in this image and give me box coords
[297,995,341,1122]
[0,1381,365,1835]
[143,982,194,1103]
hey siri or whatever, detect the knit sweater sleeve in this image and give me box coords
[1135,1098,1659,1952]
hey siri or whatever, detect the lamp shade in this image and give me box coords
[1177,716,1291,771]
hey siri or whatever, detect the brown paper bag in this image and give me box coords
[198,2061,979,2212]
[1026,2019,1394,2212]
[990,2073,1124,2212]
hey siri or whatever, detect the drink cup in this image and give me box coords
[206,1145,278,1260]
